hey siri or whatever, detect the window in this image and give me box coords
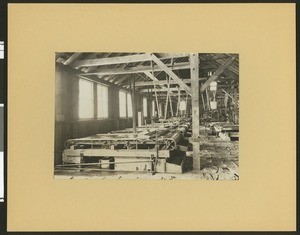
[127,93,132,117]
[97,84,108,118]
[143,97,147,117]
[79,79,94,119]
[119,91,127,117]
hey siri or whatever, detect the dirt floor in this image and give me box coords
[54,126,239,180]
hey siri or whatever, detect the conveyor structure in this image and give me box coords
[56,118,192,174]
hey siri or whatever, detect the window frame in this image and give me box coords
[143,97,148,117]
[96,83,109,119]
[127,93,133,118]
[78,78,94,120]
[119,90,127,118]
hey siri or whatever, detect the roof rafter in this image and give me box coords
[200,55,237,93]
[149,53,191,95]
[71,53,189,68]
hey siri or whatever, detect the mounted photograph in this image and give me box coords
[54,52,239,180]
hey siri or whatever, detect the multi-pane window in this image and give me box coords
[143,98,148,117]
[79,79,94,119]
[97,84,108,118]
[127,93,132,117]
[119,91,127,118]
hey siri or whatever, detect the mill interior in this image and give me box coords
[55,53,239,180]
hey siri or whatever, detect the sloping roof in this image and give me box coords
[56,52,239,98]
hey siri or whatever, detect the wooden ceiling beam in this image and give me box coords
[78,62,191,76]
[72,54,151,67]
[135,77,207,87]
[143,71,174,94]
[56,62,133,93]
[200,55,237,93]
[140,84,238,93]
[149,53,191,95]
[63,53,82,65]
[71,53,189,68]
[207,59,239,80]
[140,87,185,93]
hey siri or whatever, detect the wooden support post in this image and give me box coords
[164,75,171,119]
[201,93,206,111]
[169,92,174,117]
[190,53,200,171]
[176,86,181,116]
[206,89,210,111]
[149,61,160,118]
[230,87,234,122]
[234,88,238,124]
[131,77,137,134]
[185,93,188,114]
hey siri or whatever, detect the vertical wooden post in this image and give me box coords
[234,88,238,124]
[230,86,234,123]
[169,94,174,117]
[93,83,97,120]
[150,88,154,124]
[190,53,200,171]
[185,93,188,115]
[201,93,206,111]
[164,86,169,120]
[148,86,152,124]
[176,86,181,116]
[224,91,228,117]
[164,75,171,119]
[131,77,137,134]
[206,88,210,111]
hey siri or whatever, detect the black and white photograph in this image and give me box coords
[54,53,239,180]
[1,2,296,233]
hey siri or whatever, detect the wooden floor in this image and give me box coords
[197,126,239,180]
[54,126,239,180]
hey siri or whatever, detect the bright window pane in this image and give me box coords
[79,79,94,119]
[97,84,108,118]
[127,93,132,117]
[143,97,147,117]
[119,91,127,117]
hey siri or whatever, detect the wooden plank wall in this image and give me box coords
[54,66,144,165]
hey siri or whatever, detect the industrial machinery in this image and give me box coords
[56,118,192,174]
[206,122,239,141]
